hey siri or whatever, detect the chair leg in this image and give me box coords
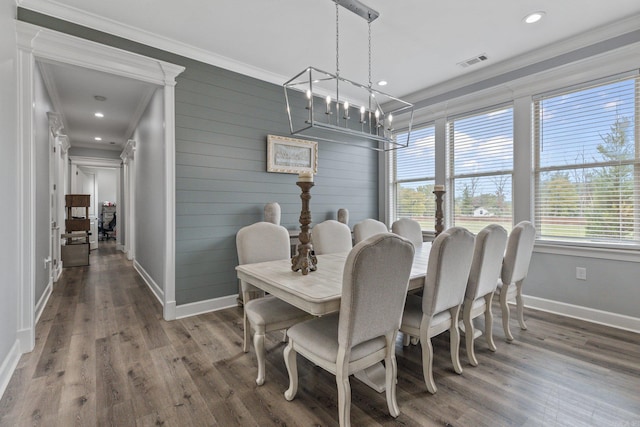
[336,368,352,427]
[384,336,400,418]
[500,285,514,342]
[463,303,478,367]
[449,306,463,375]
[484,293,496,352]
[283,341,298,401]
[253,327,266,385]
[516,281,527,330]
[402,333,410,347]
[242,291,250,353]
[420,330,437,394]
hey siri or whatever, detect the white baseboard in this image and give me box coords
[34,281,53,325]
[117,244,124,252]
[524,295,640,334]
[0,341,21,400]
[133,260,164,307]
[175,295,239,319]
[164,300,176,321]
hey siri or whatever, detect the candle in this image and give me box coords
[360,106,366,123]
[298,171,314,182]
[434,184,445,191]
[387,114,393,130]
[343,101,350,119]
[306,90,312,109]
[325,95,331,114]
[374,109,380,127]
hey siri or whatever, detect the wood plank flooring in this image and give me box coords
[1,241,639,426]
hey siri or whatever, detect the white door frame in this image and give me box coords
[16,21,184,352]
[121,139,136,261]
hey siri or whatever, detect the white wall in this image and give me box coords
[0,2,20,395]
[33,63,54,306]
[96,168,117,205]
[133,88,165,294]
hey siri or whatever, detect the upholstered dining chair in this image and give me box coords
[263,202,281,225]
[311,220,353,255]
[236,222,313,385]
[462,224,508,366]
[283,233,415,427]
[496,221,536,341]
[400,227,475,394]
[353,218,388,244]
[337,208,349,226]
[392,218,424,248]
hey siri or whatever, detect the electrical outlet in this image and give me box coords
[576,267,587,280]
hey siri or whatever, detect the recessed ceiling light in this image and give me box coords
[94,112,104,118]
[94,95,107,101]
[377,80,388,86]
[94,137,102,141]
[523,11,545,24]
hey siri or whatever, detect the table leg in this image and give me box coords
[353,363,386,393]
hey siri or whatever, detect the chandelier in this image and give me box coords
[283,0,414,151]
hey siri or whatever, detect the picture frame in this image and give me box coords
[267,135,318,174]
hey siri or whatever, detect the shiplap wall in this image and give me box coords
[19,9,379,306]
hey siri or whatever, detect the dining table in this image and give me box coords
[235,240,432,392]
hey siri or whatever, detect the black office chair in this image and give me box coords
[103,213,116,240]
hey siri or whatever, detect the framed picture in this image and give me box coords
[267,135,318,174]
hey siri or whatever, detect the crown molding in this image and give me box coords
[17,0,286,86]
[124,86,156,141]
[40,63,68,132]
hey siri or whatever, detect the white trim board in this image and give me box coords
[175,295,239,320]
[133,260,164,307]
[34,281,52,325]
[0,341,22,401]
[524,295,640,334]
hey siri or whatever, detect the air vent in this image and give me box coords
[457,53,488,68]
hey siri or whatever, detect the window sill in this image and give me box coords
[534,241,640,262]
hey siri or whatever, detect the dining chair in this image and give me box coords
[283,233,415,427]
[311,220,353,255]
[236,221,313,385]
[337,208,349,226]
[391,218,423,248]
[497,221,536,341]
[263,202,281,225]
[353,218,388,244]
[399,227,475,394]
[462,224,508,366]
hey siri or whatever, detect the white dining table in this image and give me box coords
[235,241,432,392]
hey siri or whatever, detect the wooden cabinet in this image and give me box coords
[61,194,90,267]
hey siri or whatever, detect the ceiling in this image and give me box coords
[22,0,640,151]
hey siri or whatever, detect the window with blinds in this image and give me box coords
[534,74,639,246]
[448,105,514,233]
[391,125,435,230]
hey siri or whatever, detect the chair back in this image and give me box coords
[353,219,388,243]
[263,202,281,225]
[337,208,349,225]
[392,218,423,248]
[465,224,508,302]
[422,227,475,317]
[501,221,536,286]
[311,220,352,255]
[338,233,415,349]
[236,222,291,292]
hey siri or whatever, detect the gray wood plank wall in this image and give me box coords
[19,8,379,306]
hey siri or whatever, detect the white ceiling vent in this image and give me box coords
[457,53,488,68]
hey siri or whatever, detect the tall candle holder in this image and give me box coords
[291,180,317,275]
[433,187,445,237]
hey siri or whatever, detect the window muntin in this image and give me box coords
[448,106,514,234]
[534,76,639,246]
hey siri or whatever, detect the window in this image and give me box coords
[534,74,639,246]
[448,106,514,233]
[391,125,435,230]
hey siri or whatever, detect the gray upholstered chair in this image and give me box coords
[236,222,313,385]
[283,233,415,427]
[311,220,352,255]
[462,224,508,366]
[263,202,281,225]
[337,208,349,226]
[400,227,475,394]
[496,221,536,341]
[392,218,424,248]
[353,218,388,244]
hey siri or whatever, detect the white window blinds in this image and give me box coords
[534,74,640,246]
[448,106,514,233]
[392,125,435,229]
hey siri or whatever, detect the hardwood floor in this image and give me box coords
[1,242,639,426]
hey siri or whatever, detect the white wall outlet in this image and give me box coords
[576,267,587,280]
